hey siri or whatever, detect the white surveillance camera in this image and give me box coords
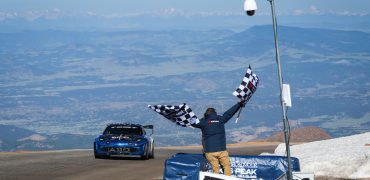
[244,0,257,16]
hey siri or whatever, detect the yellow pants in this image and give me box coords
[205,150,231,176]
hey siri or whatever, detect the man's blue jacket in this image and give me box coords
[191,102,242,153]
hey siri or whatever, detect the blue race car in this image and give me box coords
[94,123,154,159]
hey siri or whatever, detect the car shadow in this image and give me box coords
[95,156,148,161]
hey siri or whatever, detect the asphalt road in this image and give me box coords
[0,143,278,180]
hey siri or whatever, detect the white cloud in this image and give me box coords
[291,5,322,16]
[0,8,243,22]
[161,7,176,15]
[308,5,321,15]
[0,12,18,21]
[292,9,305,16]
[0,10,65,21]
[0,4,369,22]
[333,10,368,16]
[53,8,61,13]
[291,5,369,16]
[86,11,97,16]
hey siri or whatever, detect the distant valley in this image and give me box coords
[0,25,369,151]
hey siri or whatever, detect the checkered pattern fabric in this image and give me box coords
[148,103,199,127]
[233,65,259,102]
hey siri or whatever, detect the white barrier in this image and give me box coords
[277,172,315,180]
[199,172,244,180]
[201,171,314,180]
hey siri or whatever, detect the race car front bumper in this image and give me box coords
[95,141,147,156]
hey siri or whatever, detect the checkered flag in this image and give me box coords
[233,65,259,101]
[233,65,259,122]
[148,103,199,127]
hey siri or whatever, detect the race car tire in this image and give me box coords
[141,144,149,160]
[94,152,108,159]
[149,143,154,159]
[94,153,103,159]
[94,142,107,159]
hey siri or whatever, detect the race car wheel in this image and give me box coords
[94,153,102,159]
[94,143,106,159]
[94,152,108,159]
[149,143,154,159]
[141,144,149,160]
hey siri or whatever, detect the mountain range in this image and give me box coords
[0,25,369,151]
[0,124,93,151]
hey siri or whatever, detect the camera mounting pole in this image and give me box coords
[267,0,293,179]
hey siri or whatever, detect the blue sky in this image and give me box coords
[1,0,370,15]
[1,0,369,31]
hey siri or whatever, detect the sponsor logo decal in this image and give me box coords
[207,120,220,124]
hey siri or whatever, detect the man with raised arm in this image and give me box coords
[191,100,246,176]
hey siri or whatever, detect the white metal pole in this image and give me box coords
[267,0,293,179]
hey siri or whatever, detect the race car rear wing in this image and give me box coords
[143,125,154,135]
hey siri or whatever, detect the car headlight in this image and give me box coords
[98,137,109,142]
[136,138,145,142]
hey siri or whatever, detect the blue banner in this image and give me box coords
[163,153,300,180]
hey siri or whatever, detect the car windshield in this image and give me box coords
[103,125,143,136]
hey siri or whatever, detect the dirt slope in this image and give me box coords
[262,126,332,143]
